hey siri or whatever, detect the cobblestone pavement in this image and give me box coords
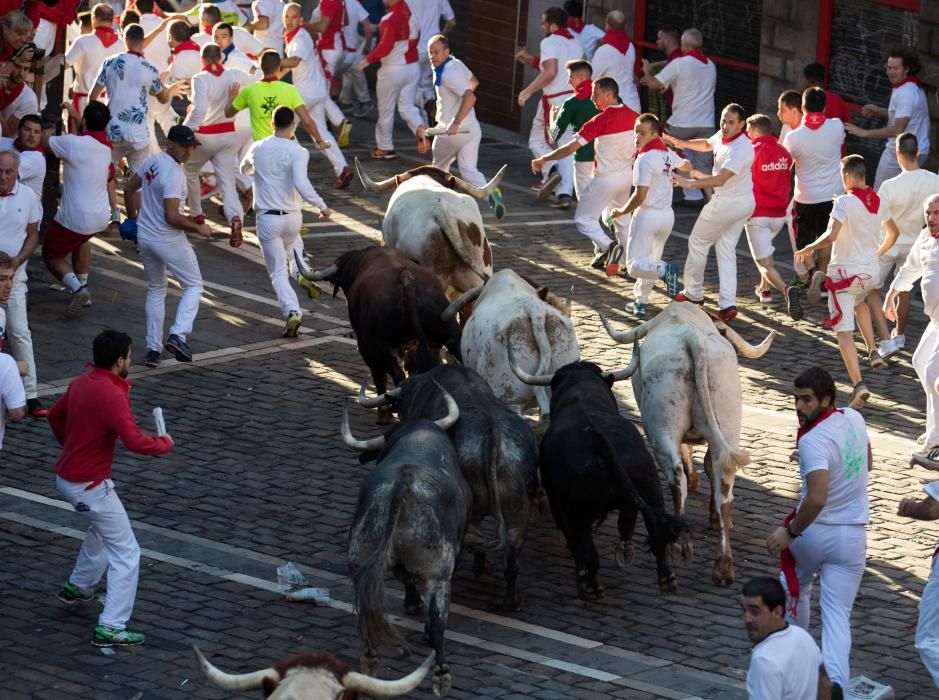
[1,113,937,699]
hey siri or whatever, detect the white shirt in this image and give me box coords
[220,44,257,74]
[252,0,286,52]
[591,42,640,113]
[343,0,368,51]
[877,168,939,248]
[285,28,328,102]
[0,85,38,124]
[193,27,264,59]
[576,104,636,177]
[0,352,26,450]
[746,625,822,700]
[633,147,686,210]
[538,32,584,96]
[829,192,885,277]
[0,137,44,198]
[890,227,939,321]
[139,13,171,70]
[434,57,478,130]
[0,181,42,282]
[571,23,603,61]
[168,44,203,82]
[65,31,124,95]
[96,52,165,145]
[886,82,931,157]
[138,152,188,240]
[783,118,845,204]
[708,132,754,200]
[48,134,112,234]
[240,135,328,213]
[410,0,454,48]
[184,66,255,130]
[797,407,870,526]
[655,54,716,129]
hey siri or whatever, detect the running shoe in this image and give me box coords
[552,194,572,210]
[297,276,321,299]
[164,334,193,363]
[487,187,506,220]
[661,261,681,298]
[911,447,939,471]
[283,310,302,338]
[144,350,161,368]
[334,166,353,189]
[806,269,827,304]
[92,625,145,647]
[370,148,396,160]
[848,382,871,410]
[229,216,243,248]
[57,581,95,605]
[754,286,773,303]
[673,293,704,305]
[785,286,804,321]
[869,350,887,370]
[66,286,91,319]
[337,119,352,148]
[605,242,623,277]
[537,168,562,202]
[27,398,48,418]
[717,306,738,323]
[625,301,647,317]
[352,101,373,119]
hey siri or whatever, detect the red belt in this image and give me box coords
[780,509,800,618]
[69,91,88,133]
[541,89,572,143]
[197,121,236,134]
[821,270,872,329]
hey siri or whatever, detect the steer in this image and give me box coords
[193,645,433,699]
[510,357,688,600]
[600,301,776,587]
[343,382,470,698]
[360,364,538,611]
[441,269,579,417]
[355,158,505,296]
[297,246,461,422]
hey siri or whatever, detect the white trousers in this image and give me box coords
[319,48,358,125]
[56,477,140,630]
[744,215,787,262]
[375,62,423,151]
[574,172,632,249]
[783,522,866,688]
[432,123,486,188]
[529,92,574,197]
[914,319,939,448]
[339,51,370,104]
[303,95,348,176]
[148,98,177,155]
[917,554,939,688]
[1,277,37,399]
[626,207,674,303]
[111,140,151,176]
[138,234,204,352]
[573,160,593,200]
[257,212,302,318]
[184,131,245,222]
[682,194,755,308]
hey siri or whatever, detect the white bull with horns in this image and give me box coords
[355,158,505,297]
[599,301,776,587]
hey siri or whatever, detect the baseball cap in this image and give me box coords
[167,125,200,147]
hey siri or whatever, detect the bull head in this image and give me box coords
[440,285,484,321]
[358,380,403,408]
[714,321,778,359]
[294,250,338,281]
[506,345,639,386]
[599,312,652,344]
[355,157,507,201]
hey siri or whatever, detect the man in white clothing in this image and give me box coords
[166,19,202,83]
[409,0,456,115]
[124,126,212,368]
[563,1,602,60]
[884,194,939,469]
[63,4,123,122]
[641,28,716,205]
[0,114,44,197]
[766,367,870,700]
[515,6,584,205]
[135,0,180,156]
[846,48,931,189]
[876,133,939,348]
[0,255,27,441]
[666,103,755,321]
[590,10,640,113]
[336,0,375,116]
[741,576,827,700]
[241,107,332,338]
[244,0,287,53]
[213,22,257,72]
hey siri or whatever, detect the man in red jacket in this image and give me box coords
[49,330,173,647]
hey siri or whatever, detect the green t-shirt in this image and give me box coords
[551,92,600,162]
[232,80,305,141]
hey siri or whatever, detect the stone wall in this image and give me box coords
[756,0,820,119]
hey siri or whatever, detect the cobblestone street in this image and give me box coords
[1,116,936,699]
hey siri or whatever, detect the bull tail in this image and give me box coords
[484,430,508,552]
[528,303,553,414]
[352,470,413,653]
[400,269,436,372]
[445,219,492,281]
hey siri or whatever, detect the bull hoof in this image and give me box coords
[432,666,452,697]
[658,573,678,593]
[472,553,491,577]
[360,652,378,677]
[615,541,635,568]
[711,557,735,587]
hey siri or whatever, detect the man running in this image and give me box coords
[589,10,640,113]
[550,59,598,214]
[0,114,45,197]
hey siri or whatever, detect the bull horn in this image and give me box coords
[506,345,554,386]
[358,381,403,408]
[294,250,337,281]
[341,402,387,451]
[605,339,640,382]
[342,653,434,697]
[431,380,460,431]
[716,322,778,360]
[441,285,484,320]
[599,311,652,344]
[354,157,398,193]
[450,164,508,200]
[193,645,279,691]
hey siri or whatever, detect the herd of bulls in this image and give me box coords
[199,163,780,698]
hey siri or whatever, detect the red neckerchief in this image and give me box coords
[850,186,880,214]
[573,79,592,100]
[201,23,216,35]
[684,48,709,64]
[567,18,585,33]
[127,49,144,58]
[170,38,200,62]
[284,21,304,45]
[0,187,14,197]
[601,29,630,54]
[260,76,279,82]
[666,47,681,62]
[803,112,825,130]
[892,75,922,90]
[551,28,574,40]
[796,405,841,442]
[94,26,119,48]
[0,82,25,111]
[930,228,939,240]
[632,136,668,159]
[13,138,42,152]
[83,130,112,148]
[202,62,224,77]
[721,130,746,145]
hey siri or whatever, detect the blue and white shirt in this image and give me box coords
[94,52,165,145]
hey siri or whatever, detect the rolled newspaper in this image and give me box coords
[423,124,471,137]
[153,407,166,436]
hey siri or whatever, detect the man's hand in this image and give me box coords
[671,173,693,188]
[844,123,866,137]
[640,58,654,77]
[194,222,212,237]
[227,83,240,102]
[883,289,900,322]
[446,120,460,136]
[765,526,793,556]
[316,139,333,151]
[860,103,880,118]
[517,89,530,108]
[356,59,369,72]
[16,360,28,376]
[319,208,332,220]
[531,157,544,174]
[662,133,681,149]
[169,80,189,98]
[514,47,532,65]
[610,207,627,219]
[61,100,80,122]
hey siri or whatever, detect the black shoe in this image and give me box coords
[551,194,572,210]
[144,350,161,367]
[831,683,843,700]
[785,286,804,321]
[27,398,49,418]
[164,334,192,362]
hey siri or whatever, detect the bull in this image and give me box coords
[343,382,470,697]
[296,246,461,422]
[599,301,776,586]
[359,364,538,611]
[193,645,433,698]
[441,269,579,416]
[355,158,505,296]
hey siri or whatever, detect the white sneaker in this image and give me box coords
[891,329,906,349]
[917,432,928,446]
[877,337,899,359]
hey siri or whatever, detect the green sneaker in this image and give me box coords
[92,625,145,647]
[57,581,96,605]
[487,187,506,220]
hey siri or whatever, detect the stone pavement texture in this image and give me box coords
[1,112,937,699]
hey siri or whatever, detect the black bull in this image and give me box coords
[539,362,690,599]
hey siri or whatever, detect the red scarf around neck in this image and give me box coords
[684,48,709,64]
[170,39,200,61]
[633,136,668,159]
[202,62,224,77]
[721,130,746,145]
[850,186,880,214]
[260,76,279,83]
[0,82,25,111]
[127,49,144,57]
[803,112,826,130]
[892,75,922,90]
[796,405,841,442]
[13,138,42,152]
[567,18,585,33]
[83,130,112,149]
[552,28,574,40]
[94,26,119,48]
[573,79,592,100]
[284,22,304,45]
[601,29,630,55]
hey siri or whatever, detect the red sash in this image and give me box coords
[197,121,236,134]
